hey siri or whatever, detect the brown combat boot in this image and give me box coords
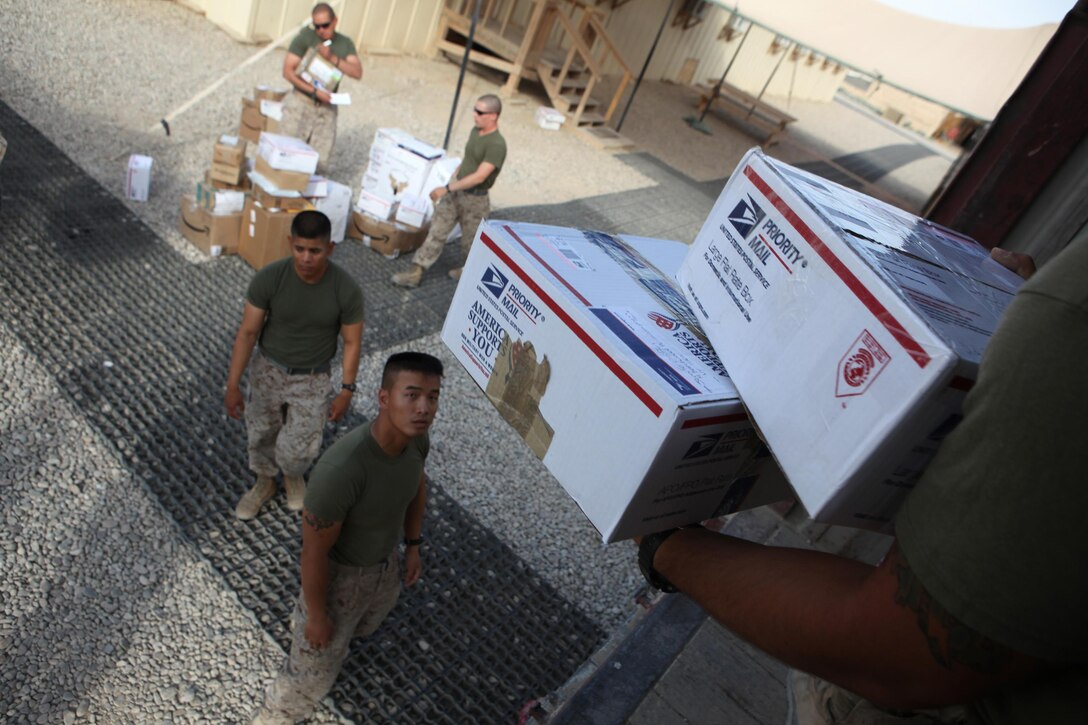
[284,475,306,511]
[235,475,276,520]
[391,264,424,288]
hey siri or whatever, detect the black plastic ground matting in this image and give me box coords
[0,101,604,723]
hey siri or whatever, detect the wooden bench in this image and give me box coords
[694,80,797,148]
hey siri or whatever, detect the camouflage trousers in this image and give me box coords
[258,552,402,722]
[245,353,331,478]
[410,189,490,269]
[279,90,337,176]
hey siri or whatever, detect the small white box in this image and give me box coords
[257,132,320,174]
[679,148,1024,531]
[394,193,429,229]
[441,220,790,542]
[356,188,394,220]
[534,106,566,130]
[125,154,153,202]
[314,180,353,243]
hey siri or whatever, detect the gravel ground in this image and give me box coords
[0,325,344,724]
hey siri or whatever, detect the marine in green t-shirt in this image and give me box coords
[224,210,364,522]
[280,3,363,173]
[253,352,444,722]
[391,93,508,288]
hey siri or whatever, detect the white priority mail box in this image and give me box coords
[257,132,320,175]
[678,148,1024,531]
[441,220,790,542]
[356,188,395,220]
[125,154,153,201]
[394,193,429,229]
[362,128,444,203]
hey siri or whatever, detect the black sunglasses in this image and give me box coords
[314,21,332,30]
[473,108,492,115]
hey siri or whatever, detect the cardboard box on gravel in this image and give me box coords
[238,198,300,269]
[178,195,242,257]
[678,148,1024,532]
[441,220,790,542]
[347,211,428,258]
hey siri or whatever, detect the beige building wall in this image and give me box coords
[598,0,843,102]
[176,0,1057,122]
[174,0,444,55]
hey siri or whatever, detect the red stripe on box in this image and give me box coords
[743,165,931,369]
[501,226,592,306]
[483,228,663,417]
[681,413,749,429]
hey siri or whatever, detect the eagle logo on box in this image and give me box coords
[727,195,766,239]
[836,330,891,397]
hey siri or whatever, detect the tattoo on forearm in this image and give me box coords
[303,512,337,531]
[892,552,1009,674]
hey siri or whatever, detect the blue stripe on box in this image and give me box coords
[591,308,700,397]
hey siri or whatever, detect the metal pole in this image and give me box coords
[695,19,750,124]
[615,0,678,133]
[747,40,791,119]
[444,0,482,150]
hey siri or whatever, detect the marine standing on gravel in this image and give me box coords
[225,210,364,520]
[252,352,442,724]
[281,3,362,175]
[391,93,507,288]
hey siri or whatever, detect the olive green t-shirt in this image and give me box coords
[896,228,1088,723]
[287,28,357,93]
[247,258,364,368]
[304,423,429,567]
[458,127,506,191]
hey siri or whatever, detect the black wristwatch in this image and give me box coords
[341,383,357,394]
[638,526,700,593]
[404,536,424,547]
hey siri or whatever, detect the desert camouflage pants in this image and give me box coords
[245,353,331,478]
[258,553,402,722]
[410,190,490,269]
[279,90,337,176]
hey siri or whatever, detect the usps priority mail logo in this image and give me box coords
[727,195,766,239]
[836,330,891,398]
[683,433,722,460]
[481,265,509,298]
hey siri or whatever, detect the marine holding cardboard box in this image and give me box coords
[636,240,1088,723]
[280,3,362,175]
[391,94,507,288]
[224,210,364,520]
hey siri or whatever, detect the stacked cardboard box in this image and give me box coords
[440,221,790,542]
[239,86,288,143]
[351,128,456,257]
[236,133,322,268]
[254,132,319,193]
[210,135,247,186]
[678,148,1024,531]
[178,194,242,256]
